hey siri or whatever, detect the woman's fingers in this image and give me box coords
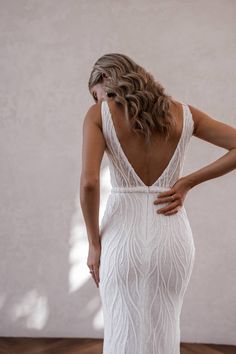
[154,190,184,215]
[157,188,175,198]
[156,200,179,214]
[163,206,181,215]
[153,189,176,204]
[153,195,175,204]
[90,264,100,288]
[153,178,191,216]
[93,265,100,287]
[87,244,101,287]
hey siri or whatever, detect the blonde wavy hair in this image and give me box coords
[88,53,176,145]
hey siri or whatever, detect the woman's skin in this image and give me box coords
[80,81,236,287]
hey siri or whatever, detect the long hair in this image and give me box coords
[88,53,176,145]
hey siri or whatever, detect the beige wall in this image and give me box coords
[0,0,235,344]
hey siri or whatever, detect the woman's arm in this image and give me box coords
[184,104,236,188]
[80,103,106,287]
[80,103,106,247]
[155,104,236,215]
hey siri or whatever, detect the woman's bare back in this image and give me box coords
[105,99,185,187]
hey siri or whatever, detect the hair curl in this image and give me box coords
[88,53,176,145]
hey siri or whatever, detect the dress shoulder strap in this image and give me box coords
[180,102,195,141]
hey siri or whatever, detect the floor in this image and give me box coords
[0,338,235,354]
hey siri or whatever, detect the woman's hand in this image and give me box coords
[153,177,192,216]
[87,242,101,288]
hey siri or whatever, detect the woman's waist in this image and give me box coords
[110,185,171,194]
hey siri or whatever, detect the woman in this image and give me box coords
[80,53,236,354]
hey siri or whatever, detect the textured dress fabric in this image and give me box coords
[99,100,195,354]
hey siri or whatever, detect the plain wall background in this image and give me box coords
[0,0,235,344]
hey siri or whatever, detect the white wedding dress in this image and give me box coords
[99,99,195,354]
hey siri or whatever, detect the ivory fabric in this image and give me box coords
[99,100,195,354]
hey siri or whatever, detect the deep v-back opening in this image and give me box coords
[104,99,186,188]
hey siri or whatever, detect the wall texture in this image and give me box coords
[0,0,235,344]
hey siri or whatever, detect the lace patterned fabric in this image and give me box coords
[99,100,195,354]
